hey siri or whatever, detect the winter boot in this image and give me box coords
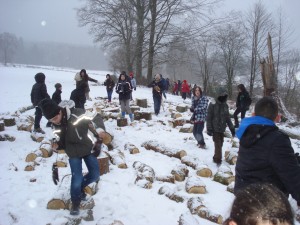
[70,201,80,215]
[121,112,126,118]
[33,127,45,134]
[129,113,134,122]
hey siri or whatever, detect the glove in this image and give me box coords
[52,163,59,185]
[92,137,103,157]
[230,128,235,137]
[207,130,213,136]
[97,81,101,85]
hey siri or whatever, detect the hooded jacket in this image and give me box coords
[234,116,300,205]
[115,75,132,100]
[30,73,50,106]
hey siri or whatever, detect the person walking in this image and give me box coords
[234,96,300,208]
[103,74,115,103]
[46,83,62,127]
[70,82,87,109]
[148,74,165,115]
[115,71,134,122]
[30,72,50,134]
[76,69,99,101]
[39,98,105,216]
[190,86,209,148]
[129,72,137,101]
[181,80,190,100]
[233,84,251,128]
[206,87,235,165]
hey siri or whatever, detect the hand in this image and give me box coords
[230,128,235,137]
[134,87,136,91]
[207,130,213,136]
[97,81,101,85]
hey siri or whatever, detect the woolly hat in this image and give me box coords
[216,86,228,96]
[39,99,61,120]
[55,83,62,89]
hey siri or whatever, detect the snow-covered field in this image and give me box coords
[0,64,299,225]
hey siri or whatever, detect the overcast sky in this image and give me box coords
[0,0,300,48]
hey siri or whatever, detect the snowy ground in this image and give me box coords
[0,64,299,225]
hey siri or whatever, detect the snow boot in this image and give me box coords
[70,201,80,215]
[121,112,126,118]
[129,113,134,122]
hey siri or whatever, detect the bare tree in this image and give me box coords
[0,32,19,65]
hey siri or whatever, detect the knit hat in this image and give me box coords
[55,83,62,89]
[39,99,61,120]
[216,86,228,96]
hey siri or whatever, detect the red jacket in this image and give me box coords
[181,80,190,93]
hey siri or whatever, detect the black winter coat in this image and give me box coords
[52,89,62,105]
[148,80,164,99]
[236,90,250,110]
[70,85,86,109]
[30,73,50,106]
[104,78,115,91]
[234,124,300,204]
[116,78,132,100]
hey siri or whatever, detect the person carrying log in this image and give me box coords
[147,74,165,116]
[39,98,106,216]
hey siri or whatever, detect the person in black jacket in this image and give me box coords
[148,74,165,115]
[234,97,300,208]
[233,84,251,128]
[30,72,50,134]
[76,69,99,101]
[103,74,115,103]
[39,98,105,216]
[70,82,87,109]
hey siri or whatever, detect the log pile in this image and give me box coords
[181,156,212,178]
[187,197,223,224]
[185,176,206,194]
[213,165,235,185]
[158,186,185,203]
[142,140,187,160]
[171,164,189,182]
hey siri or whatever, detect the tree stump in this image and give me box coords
[117,118,128,127]
[136,99,147,108]
[97,156,110,175]
[134,111,152,120]
[4,118,16,127]
[0,122,4,131]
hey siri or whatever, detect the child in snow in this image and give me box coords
[70,82,87,109]
[46,83,63,127]
[103,74,115,102]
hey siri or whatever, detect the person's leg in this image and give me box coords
[153,96,159,115]
[120,100,126,118]
[34,107,43,129]
[124,99,133,122]
[233,108,241,128]
[82,154,100,189]
[193,123,205,147]
[69,157,83,215]
[157,96,162,114]
[241,108,246,119]
[213,133,223,164]
[107,90,112,102]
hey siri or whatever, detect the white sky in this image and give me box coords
[0,64,300,224]
[0,0,300,48]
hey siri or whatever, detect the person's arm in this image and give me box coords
[88,76,97,83]
[271,134,300,205]
[206,103,214,135]
[41,84,50,99]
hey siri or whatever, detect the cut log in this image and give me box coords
[156,175,175,183]
[101,132,113,145]
[185,176,206,194]
[130,106,140,113]
[97,156,110,175]
[227,182,235,193]
[4,118,16,127]
[105,149,127,169]
[47,199,66,210]
[84,181,99,196]
[142,140,187,159]
[171,112,182,119]
[134,111,152,120]
[171,164,189,182]
[17,123,33,132]
[178,212,200,225]
[30,133,44,143]
[213,165,235,185]
[25,151,42,162]
[135,178,152,189]
[133,161,155,189]
[179,124,193,133]
[176,105,187,113]
[181,156,212,178]
[17,105,35,113]
[136,99,148,108]
[225,150,238,165]
[24,162,36,171]
[0,134,16,142]
[39,142,53,158]
[124,143,140,154]
[0,122,4,131]
[56,154,68,167]
[117,118,128,127]
[172,118,186,128]
[158,186,185,203]
[109,220,125,225]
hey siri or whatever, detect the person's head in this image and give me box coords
[38,99,62,125]
[155,74,161,81]
[254,97,278,121]
[224,183,294,225]
[106,74,110,79]
[193,86,202,97]
[121,71,127,76]
[54,83,62,90]
[237,84,246,92]
[129,72,134,78]
[80,69,86,77]
[119,73,126,81]
[216,86,228,103]
[34,72,46,83]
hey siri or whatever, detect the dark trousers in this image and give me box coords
[153,96,162,115]
[233,107,246,127]
[213,132,224,163]
[193,122,205,145]
[34,106,43,129]
[107,90,113,102]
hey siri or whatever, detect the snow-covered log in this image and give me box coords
[56,154,68,167]
[0,134,15,142]
[133,161,155,183]
[181,156,212,178]
[16,115,34,132]
[171,118,186,128]
[4,118,16,127]
[135,179,152,189]
[30,133,44,143]
[171,164,189,182]
[25,150,43,162]
[213,165,235,185]
[136,98,147,108]
[142,140,187,160]
[224,150,238,165]
[279,128,300,140]
[176,105,187,113]
[39,141,53,158]
[185,176,206,194]
[227,182,234,193]
[124,143,140,154]
[156,175,175,183]
[117,118,128,127]
[24,162,37,171]
[158,186,185,203]
[178,212,200,225]
[84,181,99,196]
[97,156,110,175]
[179,124,193,133]
[171,112,182,119]
[187,197,223,224]
[134,111,152,120]
[105,149,127,169]
[130,106,140,113]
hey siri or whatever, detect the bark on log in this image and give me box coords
[133,161,155,183]
[39,142,53,158]
[17,123,33,132]
[213,165,235,185]
[142,140,187,160]
[185,176,206,194]
[0,134,15,142]
[0,122,5,131]
[134,111,152,120]
[117,118,128,127]
[181,156,212,178]
[105,149,127,169]
[224,150,238,165]
[136,99,148,108]
[4,118,16,127]
[178,212,200,225]
[124,143,140,154]
[97,156,110,175]
[171,165,189,182]
[30,133,44,143]
[156,175,175,183]
[158,186,185,203]
[100,131,113,145]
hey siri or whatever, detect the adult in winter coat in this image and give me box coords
[233,84,251,128]
[76,69,99,101]
[30,72,50,134]
[190,86,209,148]
[206,87,235,165]
[129,72,137,101]
[173,81,178,95]
[148,74,165,115]
[46,83,63,127]
[103,74,115,102]
[39,98,105,216]
[115,72,134,122]
[234,97,300,208]
[181,80,190,100]
[70,82,87,109]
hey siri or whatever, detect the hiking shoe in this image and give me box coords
[33,128,45,134]
[199,144,206,149]
[70,203,80,215]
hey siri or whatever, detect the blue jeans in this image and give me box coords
[193,122,205,145]
[69,154,100,204]
[153,96,162,115]
[107,90,113,102]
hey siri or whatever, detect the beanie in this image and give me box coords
[55,83,62,89]
[39,99,61,120]
[216,86,228,97]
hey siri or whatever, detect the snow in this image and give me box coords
[0,64,300,225]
